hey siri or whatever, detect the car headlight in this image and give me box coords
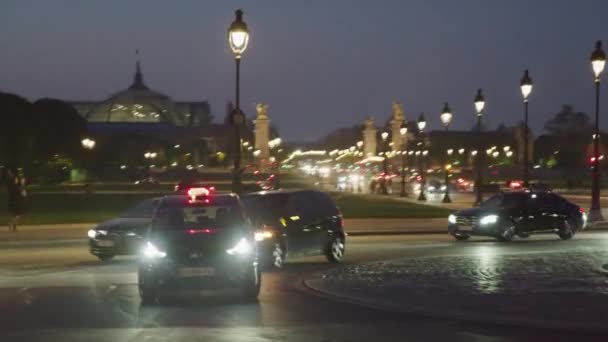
[227,238,252,255]
[254,230,274,242]
[440,185,447,191]
[448,214,457,224]
[428,186,436,191]
[88,229,107,238]
[143,241,167,259]
[480,215,499,225]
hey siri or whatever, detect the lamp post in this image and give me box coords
[81,138,96,192]
[417,113,427,201]
[269,137,282,189]
[399,122,408,197]
[380,131,389,195]
[228,9,250,194]
[590,40,606,222]
[440,103,453,203]
[474,89,486,206]
[520,70,533,188]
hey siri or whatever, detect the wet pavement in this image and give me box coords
[2,233,608,341]
[307,233,608,333]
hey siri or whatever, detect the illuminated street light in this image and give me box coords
[589,40,606,222]
[417,113,427,132]
[399,121,408,198]
[381,131,389,141]
[440,103,453,203]
[356,140,363,149]
[474,88,486,206]
[520,69,533,187]
[440,103,453,130]
[228,9,251,194]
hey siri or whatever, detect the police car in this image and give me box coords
[137,188,261,304]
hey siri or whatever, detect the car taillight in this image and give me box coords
[187,228,215,234]
[579,207,585,214]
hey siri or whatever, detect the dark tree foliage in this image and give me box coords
[0,92,35,168]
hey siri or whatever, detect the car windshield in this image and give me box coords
[481,193,528,209]
[242,194,289,224]
[121,198,157,218]
[156,201,245,230]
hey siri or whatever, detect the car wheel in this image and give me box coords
[325,236,345,263]
[97,254,114,262]
[241,265,261,301]
[452,233,470,241]
[139,286,158,305]
[558,219,576,240]
[496,225,515,242]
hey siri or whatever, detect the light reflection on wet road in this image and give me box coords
[2,232,608,341]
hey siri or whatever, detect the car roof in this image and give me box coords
[243,189,319,197]
[160,194,240,205]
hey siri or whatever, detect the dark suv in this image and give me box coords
[242,190,345,269]
[448,191,586,241]
[138,193,260,304]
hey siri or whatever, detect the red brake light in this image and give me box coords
[579,207,585,214]
[187,228,214,234]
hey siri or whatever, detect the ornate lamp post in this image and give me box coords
[228,9,250,194]
[520,70,533,188]
[399,122,408,197]
[440,103,453,203]
[380,131,390,195]
[474,89,486,206]
[417,113,427,201]
[269,137,282,189]
[81,138,96,190]
[590,41,606,222]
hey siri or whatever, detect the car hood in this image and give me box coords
[96,217,151,232]
[455,207,498,217]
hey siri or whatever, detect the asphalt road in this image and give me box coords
[1,232,607,341]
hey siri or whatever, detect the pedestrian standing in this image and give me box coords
[5,168,26,232]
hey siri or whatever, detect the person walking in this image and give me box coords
[5,168,26,232]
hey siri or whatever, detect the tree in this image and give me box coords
[0,92,35,169]
[32,98,87,160]
[544,105,593,137]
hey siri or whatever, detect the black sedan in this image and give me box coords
[88,198,159,261]
[448,192,587,241]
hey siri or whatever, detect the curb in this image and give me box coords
[302,275,608,335]
[0,238,87,248]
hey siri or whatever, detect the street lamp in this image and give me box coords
[417,113,427,201]
[399,121,408,197]
[269,137,282,189]
[356,140,363,149]
[81,138,96,190]
[474,89,485,206]
[380,131,390,195]
[228,9,250,194]
[440,103,453,203]
[520,69,533,187]
[589,40,606,222]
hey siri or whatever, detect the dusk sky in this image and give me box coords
[1,0,607,142]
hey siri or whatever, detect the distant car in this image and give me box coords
[448,192,586,242]
[242,190,346,269]
[134,177,159,185]
[506,179,524,190]
[455,178,472,192]
[427,180,447,194]
[88,198,160,261]
[174,181,216,194]
[138,192,260,304]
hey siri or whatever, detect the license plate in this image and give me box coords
[97,240,115,247]
[178,267,215,277]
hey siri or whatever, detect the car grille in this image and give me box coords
[456,216,477,226]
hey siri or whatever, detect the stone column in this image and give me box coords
[254,103,270,168]
[363,116,377,157]
[390,101,405,152]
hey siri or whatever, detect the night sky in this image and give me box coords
[1,0,607,142]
